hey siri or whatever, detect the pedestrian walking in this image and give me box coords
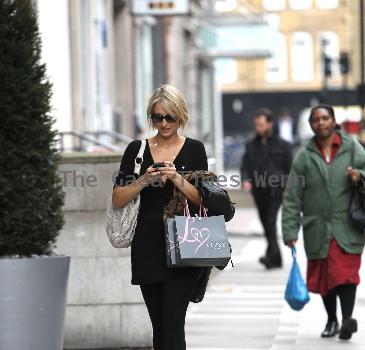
[112,84,209,350]
[241,108,292,269]
[274,107,297,145]
[282,104,365,340]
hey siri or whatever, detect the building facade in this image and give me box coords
[218,0,364,137]
[35,0,223,161]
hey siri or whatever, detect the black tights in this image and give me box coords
[252,190,282,262]
[322,284,357,323]
[140,277,194,350]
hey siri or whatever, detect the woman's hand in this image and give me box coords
[158,161,178,182]
[347,166,362,184]
[286,240,297,248]
[242,181,252,192]
[138,165,163,187]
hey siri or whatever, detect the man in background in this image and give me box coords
[241,108,292,269]
[274,107,297,145]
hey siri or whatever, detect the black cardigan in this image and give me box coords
[114,137,208,286]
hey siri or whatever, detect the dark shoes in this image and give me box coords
[320,319,358,340]
[259,255,282,269]
[339,318,358,340]
[321,320,339,338]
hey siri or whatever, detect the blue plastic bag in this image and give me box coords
[284,246,310,311]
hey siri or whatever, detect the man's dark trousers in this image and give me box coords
[252,188,282,265]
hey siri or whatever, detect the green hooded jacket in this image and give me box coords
[282,130,365,259]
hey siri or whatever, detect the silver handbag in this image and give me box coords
[106,140,146,248]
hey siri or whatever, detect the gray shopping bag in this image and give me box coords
[164,217,178,268]
[173,215,231,267]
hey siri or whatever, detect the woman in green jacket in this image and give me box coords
[282,104,365,340]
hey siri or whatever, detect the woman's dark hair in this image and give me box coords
[309,104,341,130]
[254,108,273,122]
[309,104,335,122]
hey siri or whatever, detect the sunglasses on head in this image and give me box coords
[150,113,177,123]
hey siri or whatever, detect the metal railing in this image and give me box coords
[83,130,133,145]
[59,130,132,153]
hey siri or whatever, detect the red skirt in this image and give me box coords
[307,239,361,296]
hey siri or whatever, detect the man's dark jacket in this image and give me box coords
[241,134,292,196]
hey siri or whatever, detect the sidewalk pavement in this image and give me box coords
[226,207,263,236]
[185,207,365,350]
[230,204,365,314]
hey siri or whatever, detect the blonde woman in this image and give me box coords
[112,84,208,350]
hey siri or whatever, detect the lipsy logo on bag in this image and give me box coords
[206,241,227,250]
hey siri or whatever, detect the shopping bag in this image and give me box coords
[164,217,178,268]
[171,200,231,267]
[164,215,231,267]
[285,246,310,311]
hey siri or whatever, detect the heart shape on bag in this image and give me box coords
[177,217,211,254]
[190,227,211,253]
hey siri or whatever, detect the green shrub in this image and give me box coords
[0,0,65,256]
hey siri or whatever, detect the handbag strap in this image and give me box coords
[199,200,208,218]
[350,141,360,189]
[351,141,355,167]
[134,140,146,176]
[183,197,207,218]
[184,198,191,217]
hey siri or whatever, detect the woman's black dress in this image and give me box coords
[114,137,208,285]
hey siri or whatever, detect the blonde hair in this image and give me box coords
[147,84,189,129]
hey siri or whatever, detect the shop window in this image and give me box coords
[291,32,314,81]
[266,33,288,82]
[289,0,312,10]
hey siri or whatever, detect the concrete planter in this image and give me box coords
[0,255,70,350]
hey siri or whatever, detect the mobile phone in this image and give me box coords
[152,162,165,168]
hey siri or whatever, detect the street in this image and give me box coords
[4,1,365,349]
[185,207,365,350]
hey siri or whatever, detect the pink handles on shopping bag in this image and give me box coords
[179,198,210,253]
[183,197,208,219]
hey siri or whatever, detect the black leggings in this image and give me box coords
[322,284,357,323]
[252,190,282,261]
[140,277,195,350]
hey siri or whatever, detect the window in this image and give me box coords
[214,58,237,85]
[266,33,288,83]
[291,32,314,81]
[215,0,237,12]
[316,0,338,9]
[289,0,312,10]
[318,31,340,78]
[263,0,286,11]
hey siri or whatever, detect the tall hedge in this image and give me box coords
[0,0,64,256]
